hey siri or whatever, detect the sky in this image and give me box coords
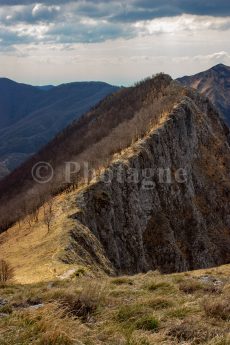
[0,0,230,86]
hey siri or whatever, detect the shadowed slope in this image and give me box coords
[0,78,119,176]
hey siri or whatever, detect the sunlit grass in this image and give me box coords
[0,265,229,345]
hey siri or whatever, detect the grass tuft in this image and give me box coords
[145,281,174,293]
[147,297,173,310]
[0,265,229,345]
[179,279,203,293]
[203,297,230,320]
[135,315,159,331]
[111,277,134,285]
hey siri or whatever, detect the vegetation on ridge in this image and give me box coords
[0,74,183,232]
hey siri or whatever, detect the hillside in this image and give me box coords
[0,74,229,280]
[0,265,229,345]
[0,78,118,177]
[0,74,174,231]
[178,63,230,126]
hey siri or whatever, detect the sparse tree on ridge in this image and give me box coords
[43,199,54,233]
[0,259,14,284]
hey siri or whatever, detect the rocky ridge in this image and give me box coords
[178,63,230,126]
[62,90,230,274]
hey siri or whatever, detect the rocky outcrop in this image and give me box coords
[68,92,230,274]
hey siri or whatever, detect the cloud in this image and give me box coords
[32,4,60,20]
[134,15,230,35]
[0,4,60,25]
[47,20,136,43]
[193,51,230,63]
[1,1,230,19]
[0,0,70,4]
[132,0,230,18]
[0,24,32,46]
[0,0,230,50]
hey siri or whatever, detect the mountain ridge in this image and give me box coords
[177,63,230,126]
[69,93,230,273]
[0,78,119,178]
[0,74,229,275]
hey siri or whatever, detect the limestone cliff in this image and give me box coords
[65,91,230,274]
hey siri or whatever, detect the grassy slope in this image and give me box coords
[0,183,113,283]
[0,83,229,343]
[0,191,80,284]
[0,108,172,284]
[0,265,229,345]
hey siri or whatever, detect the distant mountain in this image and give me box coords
[0,78,119,177]
[178,63,230,126]
[36,85,54,91]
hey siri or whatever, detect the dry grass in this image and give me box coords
[0,95,179,287]
[0,192,77,283]
[179,279,203,293]
[203,297,230,321]
[167,318,217,344]
[0,303,87,345]
[0,190,110,284]
[0,265,229,345]
[48,281,107,321]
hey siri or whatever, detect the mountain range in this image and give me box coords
[0,78,119,178]
[178,63,230,126]
[0,73,229,275]
[1,63,230,181]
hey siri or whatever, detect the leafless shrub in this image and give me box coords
[43,198,54,233]
[0,259,14,284]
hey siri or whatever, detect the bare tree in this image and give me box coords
[0,259,14,284]
[0,74,182,234]
[30,200,40,224]
[43,199,54,233]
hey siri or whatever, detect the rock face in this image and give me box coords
[178,63,230,126]
[70,92,230,274]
